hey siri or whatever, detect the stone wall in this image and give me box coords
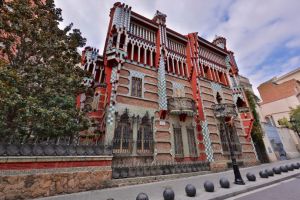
[0,156,112,200]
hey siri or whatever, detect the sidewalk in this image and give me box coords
[37,158,300,200]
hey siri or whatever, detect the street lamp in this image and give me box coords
[212,102,245,185]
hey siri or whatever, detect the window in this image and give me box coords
[113,109,133,154]
[218,121,241,154]
[219,122,229,152]
[137,112,153,154]
[173,125,184,157]
[266,115,276,126]
[131,77,142,97]
[187,126,197,157]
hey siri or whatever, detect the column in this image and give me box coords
[200,63,205,77]
[172,58,175,74]
[131,43,134,60]
[150,50,153,67]
[223,72,228,85]
[138,46,141,63]
[144,47,147,65]
[216,70,221,83]
[181,61,185,77]
[167,56,170,72]
[176,59,180,76]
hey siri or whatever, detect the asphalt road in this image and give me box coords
[229,175,300,200]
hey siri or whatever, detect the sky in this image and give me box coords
[54,0,300,96]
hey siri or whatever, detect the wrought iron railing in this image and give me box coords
[0,135,112,156]
[212,103,238,118]
[112,138,134,155]
[111,161,210,179]
[136,139,154,155]
[167,97,196,116]
[237,106,250,113]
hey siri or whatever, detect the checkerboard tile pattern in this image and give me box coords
[201,120,214,162]
[172,82,184,90]
[225,55,231,70]
[107,67,118,125]
[158,55,168,110]
[211,82,222,92]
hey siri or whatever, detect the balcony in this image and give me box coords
[237,106,250,113]
[232,86,244,94]
[167,97,196,116]
[212,103,238,118]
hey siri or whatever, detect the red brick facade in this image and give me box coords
[77,2,258,169]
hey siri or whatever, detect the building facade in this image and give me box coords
[258,68,300,127]
[79,2,258,173]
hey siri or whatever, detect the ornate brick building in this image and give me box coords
[79,2,257,172]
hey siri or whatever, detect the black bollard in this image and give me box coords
[204,181,214,192]
[280,165,288,172]
[266,169,274,176]
[185,184,196,197]
[136,193,149,200]
[259,170,268,178]
[287,164,294,171]
[273,167,281,174]
[163,188,175,200]
[246,172,256,181]
[219,177,230,188]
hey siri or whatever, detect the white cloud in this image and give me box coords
[55,0,300,96]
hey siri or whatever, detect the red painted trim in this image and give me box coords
[187,33,207,161]
[0,160,112,170]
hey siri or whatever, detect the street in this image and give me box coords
[37,158,300,200]
[231,176,300,200]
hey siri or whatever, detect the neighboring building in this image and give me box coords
[78,2,257,173]
[257,68,300,160]
[258,68,300,127]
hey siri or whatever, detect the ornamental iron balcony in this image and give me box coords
[212,103,238,118]
[168,97,196,116]
[237,106,250,113]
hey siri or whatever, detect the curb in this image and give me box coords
[210,172,300,200]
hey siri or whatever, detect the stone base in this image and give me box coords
[0,156,112,200]
[243,158,260,167]
[1,169,111,200]
[210,161,228,172]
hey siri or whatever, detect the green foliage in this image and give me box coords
[289,105,300,131]
[0,0,90,137]
[278,117,292,129]
[245,90,269,162]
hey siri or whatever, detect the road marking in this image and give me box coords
[225,178,296,200]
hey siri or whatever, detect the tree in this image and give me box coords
[0,0,90,138]
[278,117,292,129]
[278,106,300,133]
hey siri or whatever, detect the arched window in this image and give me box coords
[119,33,126,49]
[137,112,153,154]
[218,119,241,154]
[113,109,133,154]
[236,97,248,112]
